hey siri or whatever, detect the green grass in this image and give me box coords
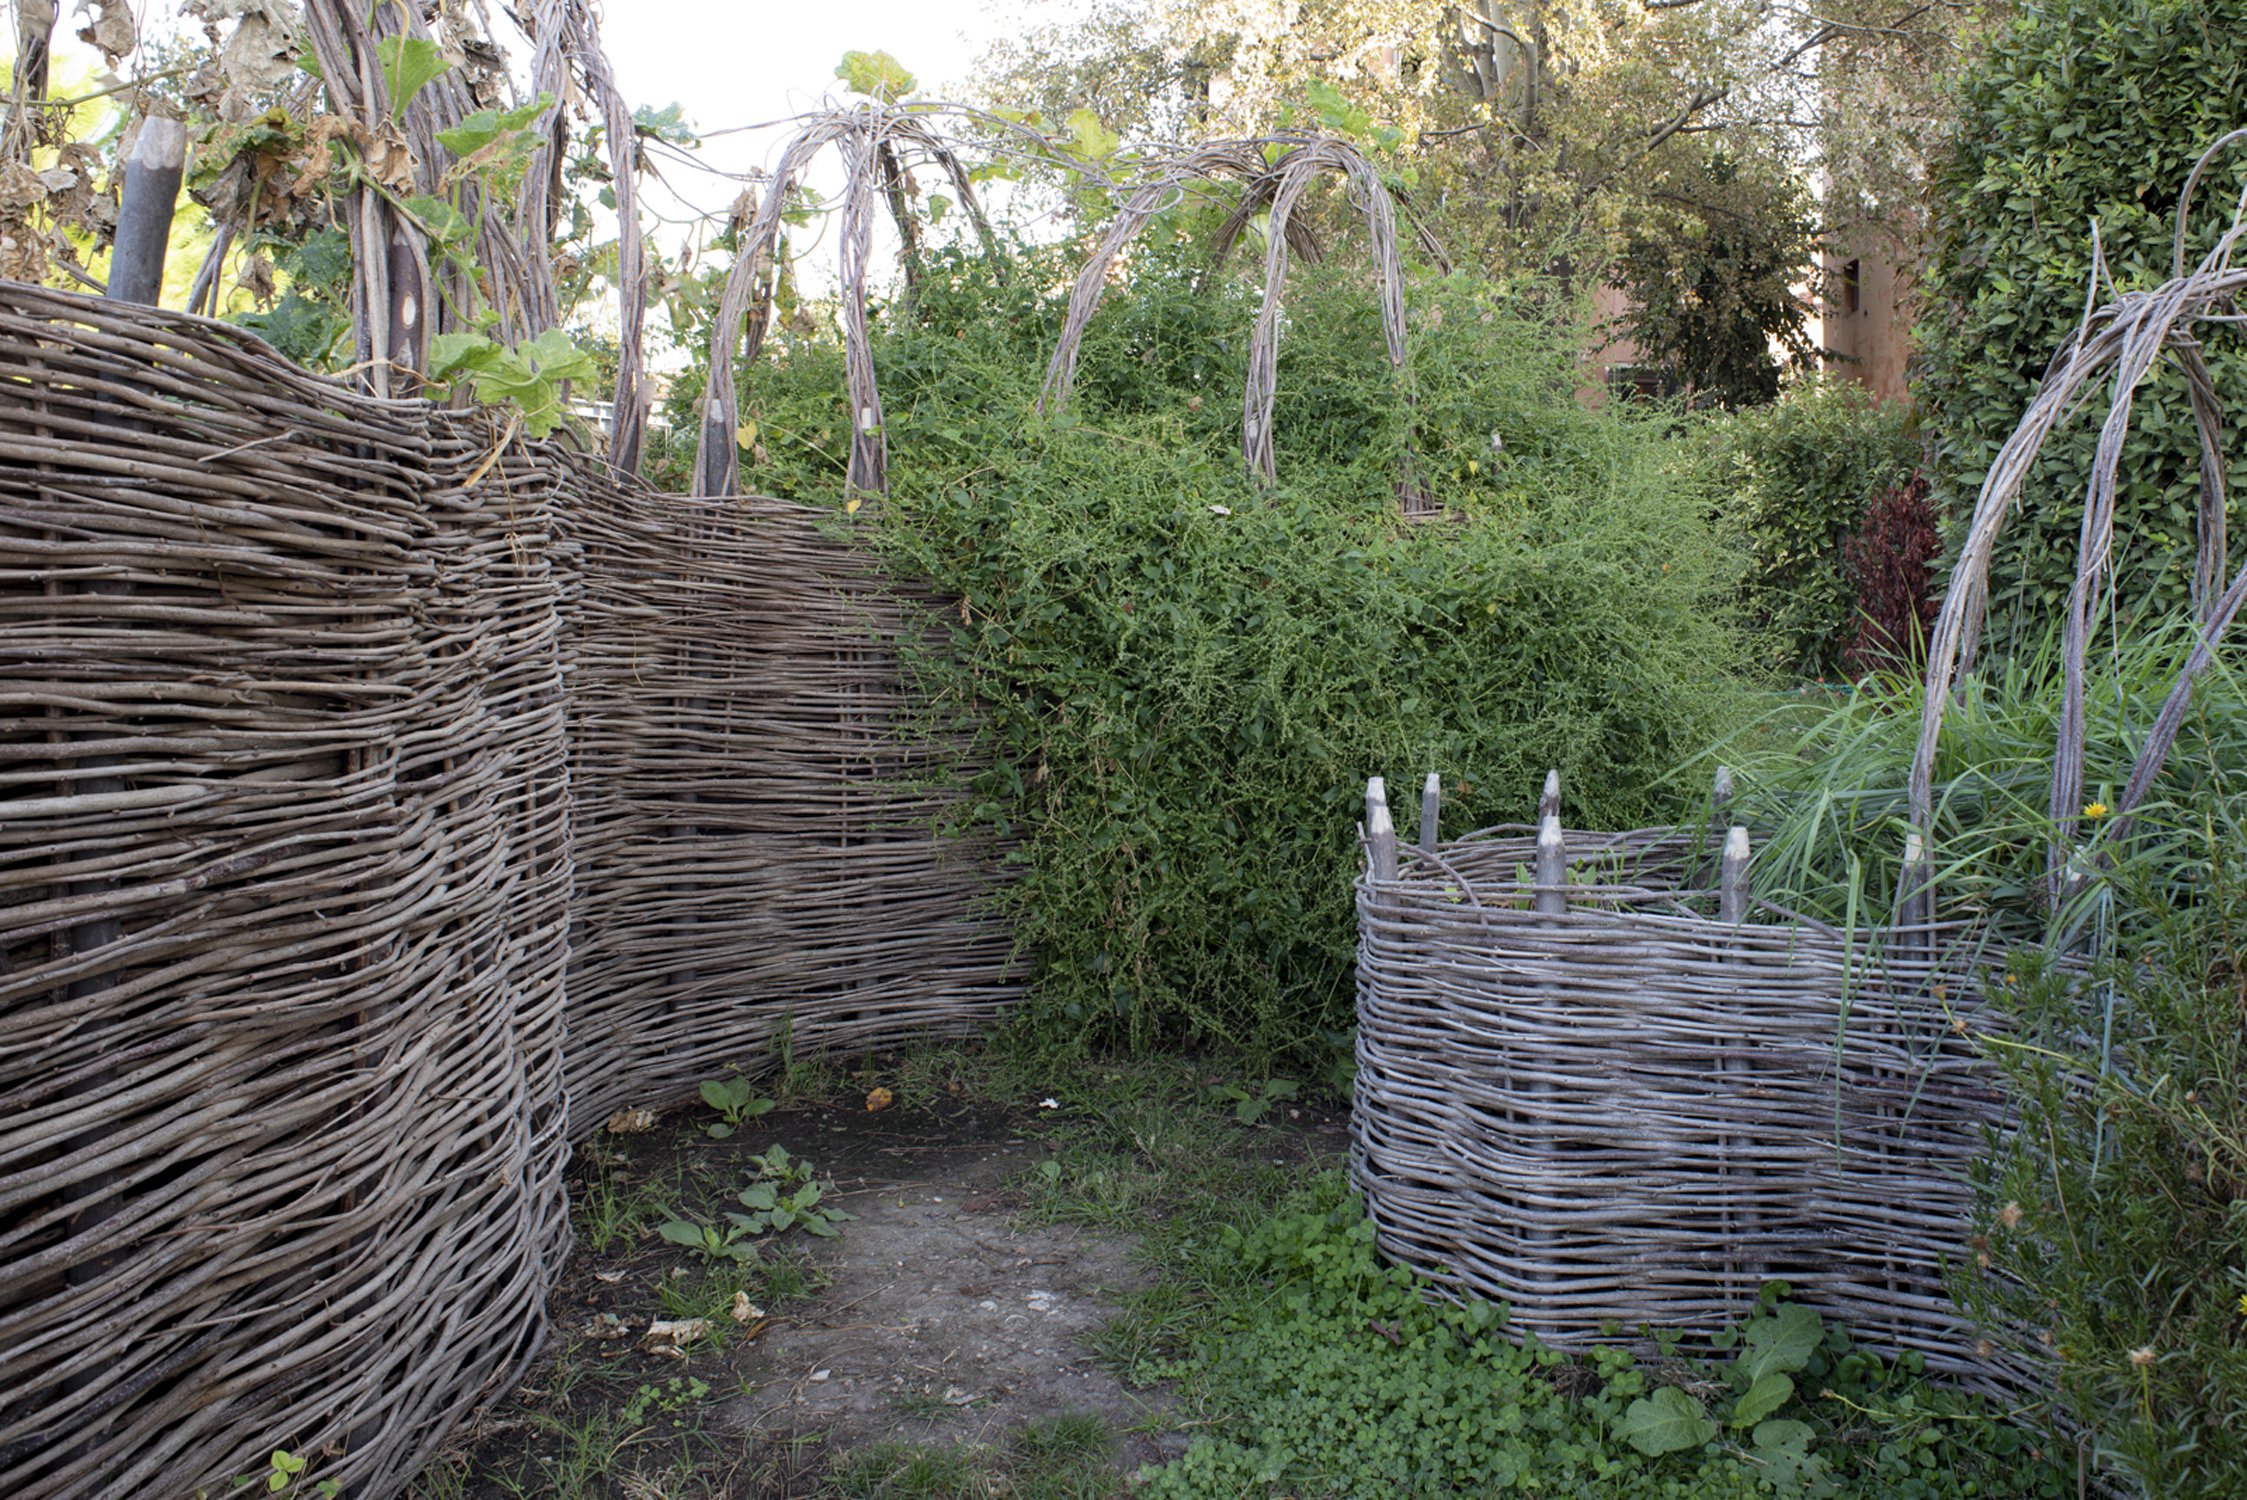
[823,1411,1121,1498]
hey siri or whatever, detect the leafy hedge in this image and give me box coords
[1710,380,1918,678]
[1919,0,2247,660]
[711,243,1749,1059]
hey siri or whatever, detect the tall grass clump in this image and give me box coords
[710,240,1751,1060]
[1712,618,2247,943]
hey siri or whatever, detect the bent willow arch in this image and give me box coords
[690,109,1000,501]
[1908,130,2247,908]
[1039,137,1450,512]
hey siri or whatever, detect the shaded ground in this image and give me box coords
[413,1053,1347,1498]
[709,1101,1179,1474]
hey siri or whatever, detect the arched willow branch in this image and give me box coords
[1038,137,1447,513]
[1910,135,2247,905]
[523,0,648,473]
[302,0,557,392]
[691,108,999,500]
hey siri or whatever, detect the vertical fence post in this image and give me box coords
[1719,826,1751,925]
[108,118,185,306]
[1715,821,1757,1308]
[1365,777,1398,883]
[1419,771,1441,855]
[1534,810,1566,916]
[1539,767,1560,824]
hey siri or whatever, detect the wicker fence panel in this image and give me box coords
[561,484,1024,1129]
[0,283,1020,1497]
[1354,814,2015,1385]
[0,288,573,1497]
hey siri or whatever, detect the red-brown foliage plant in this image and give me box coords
[1843,473,1941,677]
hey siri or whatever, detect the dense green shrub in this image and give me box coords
[725,242,1749,1059]
[1958,817,2247,1497]
[1918,0,2247,660]
[1710,380,1918,678]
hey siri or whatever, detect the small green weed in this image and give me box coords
[659,1144,851,1260]
[619,1375,713,1430]
[572,1150,673,1258]
[1198,1075,1297,1124]
[232,1449,338,1498]
[696,1075,776,1138]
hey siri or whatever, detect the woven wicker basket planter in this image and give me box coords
[1351,775,2012,1383]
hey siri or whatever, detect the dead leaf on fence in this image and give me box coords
[865,1086,894,1112]
[75,0,137,66]
[604,1107,655,1134]
[642,1318,711,1357]
[581,1311,634,1341]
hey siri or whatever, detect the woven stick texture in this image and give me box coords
[1354,824,2023,1388]
[559,480,1026,1126]
[0,282,1020,1497]
[0,284,573,1498]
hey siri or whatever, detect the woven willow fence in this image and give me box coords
[0,284,1018,1499]
[1352,140,2247,1387]
[1352,773,2011,1381]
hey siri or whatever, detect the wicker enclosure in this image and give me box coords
[0,285,1017,1498]
[1351,776,2013,1382]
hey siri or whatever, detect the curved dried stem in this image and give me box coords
[1910,135,2247,906]
[1039,136,1445,512]
[690,107,1001,501]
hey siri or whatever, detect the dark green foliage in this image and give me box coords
[729,241,1749,1060]
[1712,380,1918,677]
[1610,148,1822,410]
[231,228,353,368]
[1958,816,2247,1497]
[1918,0,2247,661]
[1133,1178,2070,1498]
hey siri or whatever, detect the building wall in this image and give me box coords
[1819,233,1914,402]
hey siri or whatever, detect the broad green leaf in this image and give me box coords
[436,95,554,159]
[704,1123,733,1139]
[427,331,503,381]
[401,193,471,248]
[1739,1303,1823,1380]
[632,101,696,142]
[739,1183,778,1211]
[1616,1387,1715,1456]
[1064,108,1119,161]
[699,1079,732,1112]
[655,1220,707,1249]
[375,35,449,113]
[835,49,916,103]
[801,1214,839,1237]
[1731,1369,1794,1428]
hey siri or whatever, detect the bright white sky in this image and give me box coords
[596,0,1043,300]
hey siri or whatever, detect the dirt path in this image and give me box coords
[425,1090,1194,1496]
[707,1103,1181,1473]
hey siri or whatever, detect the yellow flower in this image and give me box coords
[2236,1293,2247,1320]
[2082,801,2109,820]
